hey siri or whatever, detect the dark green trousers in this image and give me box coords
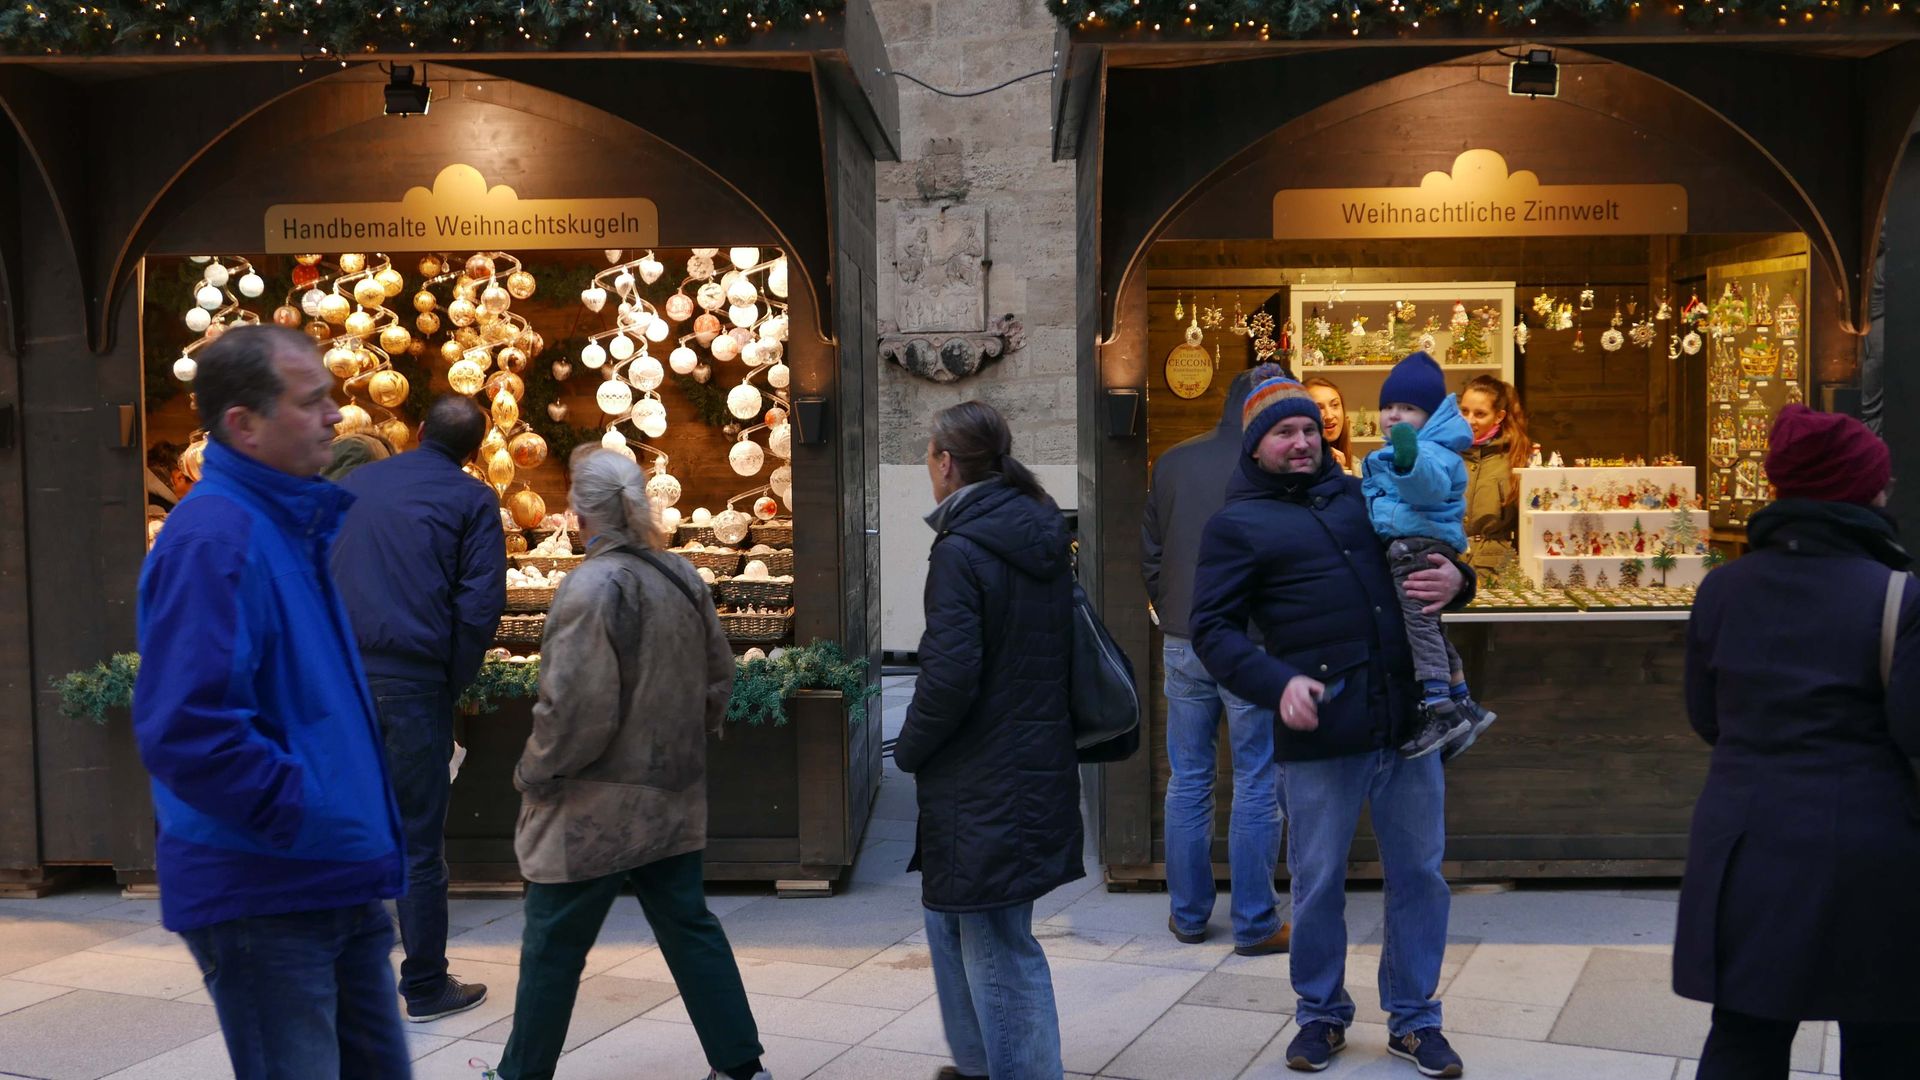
[497,850,763,1080]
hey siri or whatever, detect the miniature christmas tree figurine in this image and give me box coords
[1543,566,1563,590]
[1703,547,1727,571]
[1597,569,1611,589]
[1651,545,1678,588]
[1667,507,1700,554]
[1566,561,1588,588]
[1619,558,1644,588]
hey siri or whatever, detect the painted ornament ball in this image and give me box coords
[693,313,723,346]
[440,339,467,364]
[305,321,333,343]
[318,293,352,326]
[413,290,439,314]
[378,418,412,451]
[238,272,266,299]
[509,431,548,469]
[726,382,762,419]
[498,346,529,374]
[711,333,741,363]
[184,307,211,333]
[768,422,792,461]
[690,507,712,526]
[507,270,537,300]
[769,464,793,505]
[374,267,406,298]
[508,488,547,530]
[368,369,410,409]
[485,371,525,402]
[754,496,780,521]
[466,253,496,280]
[291,264,321,288]
[324,345,363,379]
[487,448,515,493]
[338,252,367,275]
[352,277,386,309]
[482,284,512,315]
[335,402,374,436]
[344,310,376,338]
[596,379,634,416]
[294,253,325,267]
[712,508,751,546]
[491,389,520,431]
[728,439,765,477]
[637,252,664,285]
[665,293,695,322]
[418,255,445,277]
[447,358,487,396]
[646,472,683,508]
[696,281,726,313]
[416,311,442,336]
[273,305,303,329]
[379,325,413,355]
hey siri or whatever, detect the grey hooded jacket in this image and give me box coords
[1141,371,1262,638]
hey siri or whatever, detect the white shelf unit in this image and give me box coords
[1515,466,1708,589]
[1289,283,1516,448]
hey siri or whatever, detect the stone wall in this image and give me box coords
[870,0,1078,650]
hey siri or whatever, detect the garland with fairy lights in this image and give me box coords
[0,1,845,56]
[1053,0,1918,38]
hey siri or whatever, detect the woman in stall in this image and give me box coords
[1457,375,1534,575]
[1304,377,1354,474]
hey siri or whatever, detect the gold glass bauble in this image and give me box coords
[454,278,477,302]
[407,339,426,358]
[498,346,529,374]
[344,310,375,338]
[481,426,508,459]
[440,339,466,364]
[353,277,386,309]
[474,306,500,329]
[418,255,444,278]
[379,325,412,355]
[466,253,496,280]
[447,359,487,396]
[412,290,438,314]
[416,311,442,336]
[506,531,528,555]
[374,267,405,298]
[369,369,410,408]
[481,284,511,315]
[454,327,483,351]
[338,252,367,275]
[324,345,362,379]
[506,270,537,300]
[447,298,477,327]
[294,253,324,267]
[180,439,206,481]
[335,402,373,436]
[521,330,545,358]
[305,321,333,342]
[485,371,525,402]
[508,430,548,469]
[318,293,351,325]
[508,488,547,530]
[483,319,516,344]
[491,389,520,430]
[487,447,515,493]
[378,418,413,451]
[273,305,303,329]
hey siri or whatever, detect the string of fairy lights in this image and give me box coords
[0,1,843,54]
[1052,0,1918,38]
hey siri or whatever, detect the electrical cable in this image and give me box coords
[875,67,1054,98]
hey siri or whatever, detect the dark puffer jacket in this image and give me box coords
[896,478,1085,912]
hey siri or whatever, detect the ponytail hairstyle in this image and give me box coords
[568,445,667,550]
[929,400,1045,501]
[1463,374,1533,504]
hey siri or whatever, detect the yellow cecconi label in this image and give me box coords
[1164,342,1213,399]
[1273,149,1686,240]
[266,163,659,253]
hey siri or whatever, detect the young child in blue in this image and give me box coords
[1362,351,1498,759]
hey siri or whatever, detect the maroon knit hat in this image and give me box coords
[1763,404,1891,506]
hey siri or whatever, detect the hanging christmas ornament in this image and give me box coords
[580,286,609,314]
[299,288,326,318]
[596,379,635,416]
[712,333,742,363]
[665,293,695,322]
[695,281,726,313]
[378,418,412,451]
[481,284,512,315]
[485,371,525,402]
[769,256,789,299]
[644,317,671,345]
[767,362,791,390]
[491,390,520,431]
[509,430,548,470]
[184,307,212,333]
[338,253,368,275]
[172,355,197,382]
[638,252,665,285]
[201,262,231,288]
[374,266,405,298]
[335,403,374,436]
[670,346,699,375]
[506,270,537,301]
[305,321,333,343]
[726,275,759,307]
[508,489,547,530]
[547,401,570,422]
[465,253,496,280]
[727,382,764,419]
[1601,328,1625,352]
[753,496,780,521]
[613,270,637,297]
[693,313,723,346]
[690,507,712,526]
[487,448,515,493]
[1513,316,1530,354]
[324,344,362,379]
[196,284,224,311]
[369,369,410,408]
[728,247,762,270]
[768,422,792,460]
[712,508,752,546]
[687,253,716,280]
[493,347,525,375]
[608,334,636,362]
[769,464,793,505]
[440,339,466,364]
[273,305,303,328]
[601,428,630,452]
[238,272,265,299]
[418,254,445,277]
[658,506,683,534]
[379,325,412,355]
[344,310,376,338]
[448,358,487,396]
[630,355,665,391]
[447,298,478,328]
[762,314,790,343]
[637,410,667,439]
[1571,330,1586,352]
[729,303,760,329]
[290,263,320,289]
[1682,330,1703,355]
[292,253,322,267]
[765,406,788,427]
[693,362,713,384]
[646,471,683,508]
[581,341,608,370]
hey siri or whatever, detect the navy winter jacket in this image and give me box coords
[1191,450,1471,761]
[896,479,1085,912]
[331,441,506,689]
[1141,371,1260,638]
[134,442,405,932]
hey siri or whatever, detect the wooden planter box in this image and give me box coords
[447,690,882,893]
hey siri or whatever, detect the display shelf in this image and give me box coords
[1299,363,1504,373]
[1525,507,1704,517]
[1444,609,1692,623]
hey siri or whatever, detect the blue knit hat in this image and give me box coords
[1241,375,1323,455]
[1379,351,1447,416]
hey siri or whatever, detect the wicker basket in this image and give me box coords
[750,520,794,546]
[677,525,720,547]
[524,528,584,553]
[504,587,556,613]
[496,614,547,646]
[514,554,584,573]
[746,548,795,576]
[720,608,793,643]
[672,547,741,576]
[718,577,794,608]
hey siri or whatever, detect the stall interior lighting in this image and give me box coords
[1509,49,1558,99]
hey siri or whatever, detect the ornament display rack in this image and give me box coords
[1288,282,1515,450]
[1504,463,1710,602]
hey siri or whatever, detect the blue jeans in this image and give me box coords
[370,676,454,1006]
[180,901,411,1079]
[924,903,1063,1080]
[1281,748,1449,1036]
[1163,636,1284,947]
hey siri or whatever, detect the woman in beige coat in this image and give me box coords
[493,449,768,1080]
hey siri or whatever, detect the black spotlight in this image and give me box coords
[1508,49,1558,99]
[384,65,431,116]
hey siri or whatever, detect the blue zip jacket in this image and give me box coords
[1361,393,1472,552]
[331,441,506,690]
[134,441,405,932]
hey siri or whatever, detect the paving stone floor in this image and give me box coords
[0,677,1840,1079]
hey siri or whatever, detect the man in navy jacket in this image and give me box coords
[332,394,505,1023]
[135,326,409,1077]
[1191,375,1472,1078]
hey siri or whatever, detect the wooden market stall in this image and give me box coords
[0,4,896,895]
[1054,18,1920,883]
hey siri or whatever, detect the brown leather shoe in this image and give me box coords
[1233,922,1291,956]
[1168,914,1208,945]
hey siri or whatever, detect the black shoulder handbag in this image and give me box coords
[1069,577,1142,764]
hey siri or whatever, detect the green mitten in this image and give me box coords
[1389,423,1419,472]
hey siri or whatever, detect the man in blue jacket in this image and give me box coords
[134,326,409,1078]
[332,394,505,1023]
[1191,375,1472,1078]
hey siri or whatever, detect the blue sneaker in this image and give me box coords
[1285,1020,1347,1071]
[1387,1026,1464,1077]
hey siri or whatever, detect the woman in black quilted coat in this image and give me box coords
[896,400,1080,1080]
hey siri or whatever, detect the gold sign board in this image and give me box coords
[1272,150,1686,240]
[265,163,659,253]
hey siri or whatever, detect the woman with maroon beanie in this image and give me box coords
[1675,404,1920,1079]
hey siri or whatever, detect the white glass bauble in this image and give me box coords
[196,284,223,310]
[613,270,636,295]
[740,341,765,368]
[768,422,792,460]
[608,334,636,361]
[644,316,671,344]
[638,412,668,439]
[757,339,785,366]
[729,303,759,329]
[696,281,726,312]
[637,253,664,285]
[726,276,759,307]
[601,428,629,452]
[770,464,793,505]
[669,345,699,375]
[172,355,197,382]
[605,248,624,265]
[729,440,765,476]
[769,257,789,298]
[202,262,230,288]
[768,361,791,390]
[184,307,212,333]
[727,382,763,420]
[237,272,265,298]
[691,507,712,526]
[189,255,212,264]
[481,285,511,314]
[646,472,683,508]
[658,505,683,534]
[581,341,608,369]
[301,288,327,317]
[629,355,665,391]
[581,286,608,313]
[763,314,790,343]
[711,333,742,363]
[712,508,751,545]
[596,379,634,416]
[609,442,637,462]
[728,247,761,270]
[693,247,719,258]
[687,253,715,280]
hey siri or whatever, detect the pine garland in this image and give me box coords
[1056,0,1907,38]
[0,2,846,56]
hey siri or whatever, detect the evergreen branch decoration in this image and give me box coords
[458,656,542,714]
[672,371,733,428]
[1,1,848,56]
[51,653,141,724]
[1057,0,1911,38]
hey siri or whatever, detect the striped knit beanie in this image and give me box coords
[1241,375,1323,455]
